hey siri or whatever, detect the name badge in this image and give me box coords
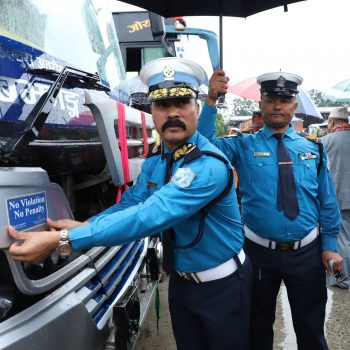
[254,152,270,157]
[299,153,317,160]
[147,181,157,188]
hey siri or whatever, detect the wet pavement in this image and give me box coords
[135,276,350,350]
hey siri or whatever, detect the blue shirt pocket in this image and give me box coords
[248,156,276,188]
[295,154,318,187]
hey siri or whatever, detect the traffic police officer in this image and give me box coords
[198,70,342,350]
[8,57,252,350]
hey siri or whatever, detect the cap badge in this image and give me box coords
[277,75,286,87]
[163,66,175,81]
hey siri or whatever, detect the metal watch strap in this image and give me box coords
[57,229,72,256]
[59,229,69,243]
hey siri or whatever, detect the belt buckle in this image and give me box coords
[180,272,192,281]
[275,242,295,250]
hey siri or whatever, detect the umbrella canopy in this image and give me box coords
[324,78,350,103]
[119,0,306,67]
[228,77,323,126]
[228,76,260,100]
[119,0,305,18]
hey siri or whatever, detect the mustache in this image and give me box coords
[161,119,186,132]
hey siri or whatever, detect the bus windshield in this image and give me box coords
[0,0,126,91]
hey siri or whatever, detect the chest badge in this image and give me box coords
[254,152,270,157]
[299,153,317,160]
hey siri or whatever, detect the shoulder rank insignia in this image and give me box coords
[297,131,321,144]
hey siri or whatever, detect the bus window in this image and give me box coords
[0,0,126,92]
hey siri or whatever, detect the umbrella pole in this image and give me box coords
[219,15,223,69]
[217,13,226,107]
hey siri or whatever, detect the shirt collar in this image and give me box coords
[262,123,298,140]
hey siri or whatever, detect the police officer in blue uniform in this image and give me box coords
[198,70,343,350]
[8,58,252,350]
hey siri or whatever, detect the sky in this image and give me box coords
[113,0,350,92]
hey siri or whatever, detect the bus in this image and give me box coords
[0,1,161,349]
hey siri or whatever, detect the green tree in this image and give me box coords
[308,89,341,107]
[215,111,228,136]
[225,95,258,117]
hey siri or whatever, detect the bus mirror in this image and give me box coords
[149,12,165,40]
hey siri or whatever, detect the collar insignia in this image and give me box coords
[163,66,175,81]
[172,143,196,161]
[277,75,286,87]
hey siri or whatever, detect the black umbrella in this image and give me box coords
[119,0,306,68]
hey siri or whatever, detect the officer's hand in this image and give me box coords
[8,226,60,264]
[205,69,229,106]
[47,218,87,231]
[322,251,343,274]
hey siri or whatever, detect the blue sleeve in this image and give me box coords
[69,156,229,250]
[317,146,341,251]
[198,103,218,139]
[87,160,152,222]
[198,103,240,167]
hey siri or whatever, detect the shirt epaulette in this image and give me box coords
[297,131,323,174]
[297,131,321,144]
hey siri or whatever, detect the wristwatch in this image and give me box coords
[56,229,72,256]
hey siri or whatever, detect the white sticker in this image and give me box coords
[171,168,196,188]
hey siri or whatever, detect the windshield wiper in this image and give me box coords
[1,66,110,163]
[28,67,110,91]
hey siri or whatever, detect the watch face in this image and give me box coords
[57,243,72,256]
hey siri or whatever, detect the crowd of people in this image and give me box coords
[6,57,349,349]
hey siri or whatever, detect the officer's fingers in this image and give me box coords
[47,218,78,230]
[213,68,225,76]
[46,218,56,226]
[210,70,228,84]
[10,231,59,263]
[47,218,66,230]
[10,247,46,264]
[323,260,331,274]
[7,226,26,241]
[334,256,343,272]
[9,241,28,260]
[218,81,228,91]
[321,254,332,273]
[211,75,229,85]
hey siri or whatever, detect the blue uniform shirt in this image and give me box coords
[198,104,340,252]
[69,131,244,272]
